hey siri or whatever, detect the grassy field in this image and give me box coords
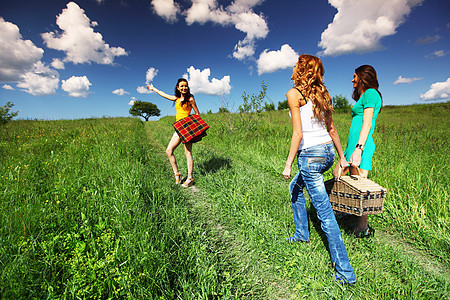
[0,103,448,299]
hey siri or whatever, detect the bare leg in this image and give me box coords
[184,142,193,178]
[166,132,182,175]
[350,166,370,233]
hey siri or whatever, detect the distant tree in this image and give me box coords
[0,101,19,125]
[332,94,352,112]
[129,100,160,121]
[263,102,275,111]
[218,107,230,113]
[277,99,289,110]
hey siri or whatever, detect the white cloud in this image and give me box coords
[393,75,423,85]
[257,44,298,75]
[137,86,151,94]
[128,97,137,106]
[183,66,231,96]
[416,34,441,45]
[151,0,180,23]
[112,88,129,96]
[154,0,268,60]
[61,75,91,97]
[233,39,255,60]
[16,62,59,96]
[2,84,14,90]
[146,67,159,84]
[0,18,44,82]
[42,2,128,65]
[319,0,424,56]
[426,50,448,58]
[51,58,65,69]
[420,78,450,101]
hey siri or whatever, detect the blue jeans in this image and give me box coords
[289,143,356,283]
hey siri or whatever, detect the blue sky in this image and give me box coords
[1,0,449,120]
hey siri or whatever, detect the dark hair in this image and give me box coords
[174,78,194,106]
[352,65,382,103]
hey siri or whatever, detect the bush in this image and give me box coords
[332,94,352,112]
[0,101,19,125]
[263,102,275,111]
[277,99,289,110]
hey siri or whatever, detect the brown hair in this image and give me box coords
[291,54,333,124]
[352,65,382,102]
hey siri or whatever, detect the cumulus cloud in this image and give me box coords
[319,0,424,56]
[16,62,59,96]
[2,84,14,90]
[137,86,151,94]
[0,18,44,82]
[42,2,128,65]
[393,75,423,85]
[128,97,137,106]
[61,76,91,97]
[152,0,268,60]
[420,78,450,101]
[257,44,298,75]
[151,0,181,23]
[183,66,231,96]
[146,67,158,84]
[51,58,65,69]
[112,88,129,96]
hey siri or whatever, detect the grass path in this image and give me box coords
[145,120,449,299]
[375,230,450,283]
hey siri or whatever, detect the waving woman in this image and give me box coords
[147,78,200,187]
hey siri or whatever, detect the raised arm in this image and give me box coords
[282,88,303,180]
[146,84,177,101]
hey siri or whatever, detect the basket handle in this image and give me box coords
[337,165,362,180]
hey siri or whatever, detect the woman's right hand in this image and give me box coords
[146,84,154,91]
[282,165,292,180]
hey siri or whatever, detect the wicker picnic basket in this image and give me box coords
[325,172,387,216]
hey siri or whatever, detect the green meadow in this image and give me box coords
[1,103,448,299]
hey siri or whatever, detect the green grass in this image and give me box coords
[1,103,449,299]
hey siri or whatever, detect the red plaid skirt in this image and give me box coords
[173,114,209,144]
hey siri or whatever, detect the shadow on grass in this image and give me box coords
[197,156,232,175]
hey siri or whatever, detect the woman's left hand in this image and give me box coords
[282,166,291,180]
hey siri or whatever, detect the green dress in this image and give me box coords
[344,88,382,171]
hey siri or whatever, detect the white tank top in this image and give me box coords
[299,100,331,150]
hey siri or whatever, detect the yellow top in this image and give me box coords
[175,98,192,121]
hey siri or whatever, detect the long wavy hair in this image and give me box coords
[174,78,194,106]
[291,54,333,124]
[352,65,382,102]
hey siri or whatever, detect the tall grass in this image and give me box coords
[1,103,448,299]
[194,103,449,263]
[151,103,448,299]
[0,118,251,298]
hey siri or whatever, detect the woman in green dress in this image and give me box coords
[333,65,382,237]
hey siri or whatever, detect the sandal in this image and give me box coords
[182,177,194,187]
[286,236,309,244]
[174,172,183,184]
[353,226,375,238]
